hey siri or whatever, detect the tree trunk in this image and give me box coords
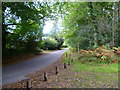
[78,42,79,53]
[89,2,98,47]
[112,2,115,47]
[2,25,8,53]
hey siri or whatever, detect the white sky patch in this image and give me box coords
[57,18,64,31]
[43,18,64,34]
[43,20,54,34]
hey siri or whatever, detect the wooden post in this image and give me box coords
[44,73,47,81]
[55,67,58,75]
[26,80,29,90]
[71,58,73,62]
[68,60,70,65]
[30,80,32,88]
[64,63,66,69]
[69,54,71,60]
[78,42,80,54]
[71,54,72,60]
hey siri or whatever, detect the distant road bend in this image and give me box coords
[2,49,68,85]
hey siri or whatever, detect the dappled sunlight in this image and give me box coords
[2,1,119,89]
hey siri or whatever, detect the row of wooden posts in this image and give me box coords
[25,53,73,89]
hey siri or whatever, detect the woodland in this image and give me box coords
[2,2,120,88]
[2,2,120,62]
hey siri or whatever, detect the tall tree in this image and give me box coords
[61,2,119,49]
[2,2,52,57]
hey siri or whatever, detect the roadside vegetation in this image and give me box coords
[50,46,119,88]
[2,1,119,88]
[2,2,119,63]
[3,46,119,88]
[2,2,64,64]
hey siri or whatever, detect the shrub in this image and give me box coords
[42,38,58,50]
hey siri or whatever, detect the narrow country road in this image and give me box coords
[2,49,68,85]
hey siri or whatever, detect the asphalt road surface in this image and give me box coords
[2,49,68,85]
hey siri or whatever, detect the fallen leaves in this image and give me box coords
[2,47,119,89]
[79,46,120,63]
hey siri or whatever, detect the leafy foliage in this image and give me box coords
[42,20,64,50]
[2,2,53,58]
[42,37,58,50]
[61,2,119,49]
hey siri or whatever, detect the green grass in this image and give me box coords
[71,61,118,73]
[59,56,118,87]
[61,47,68,49]
[62,49,118,74]
[64,48,118,73]
[48,49,118,88]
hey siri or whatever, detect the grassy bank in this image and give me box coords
[58,47,119,88]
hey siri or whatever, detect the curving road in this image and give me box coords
[2,49,68,85]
